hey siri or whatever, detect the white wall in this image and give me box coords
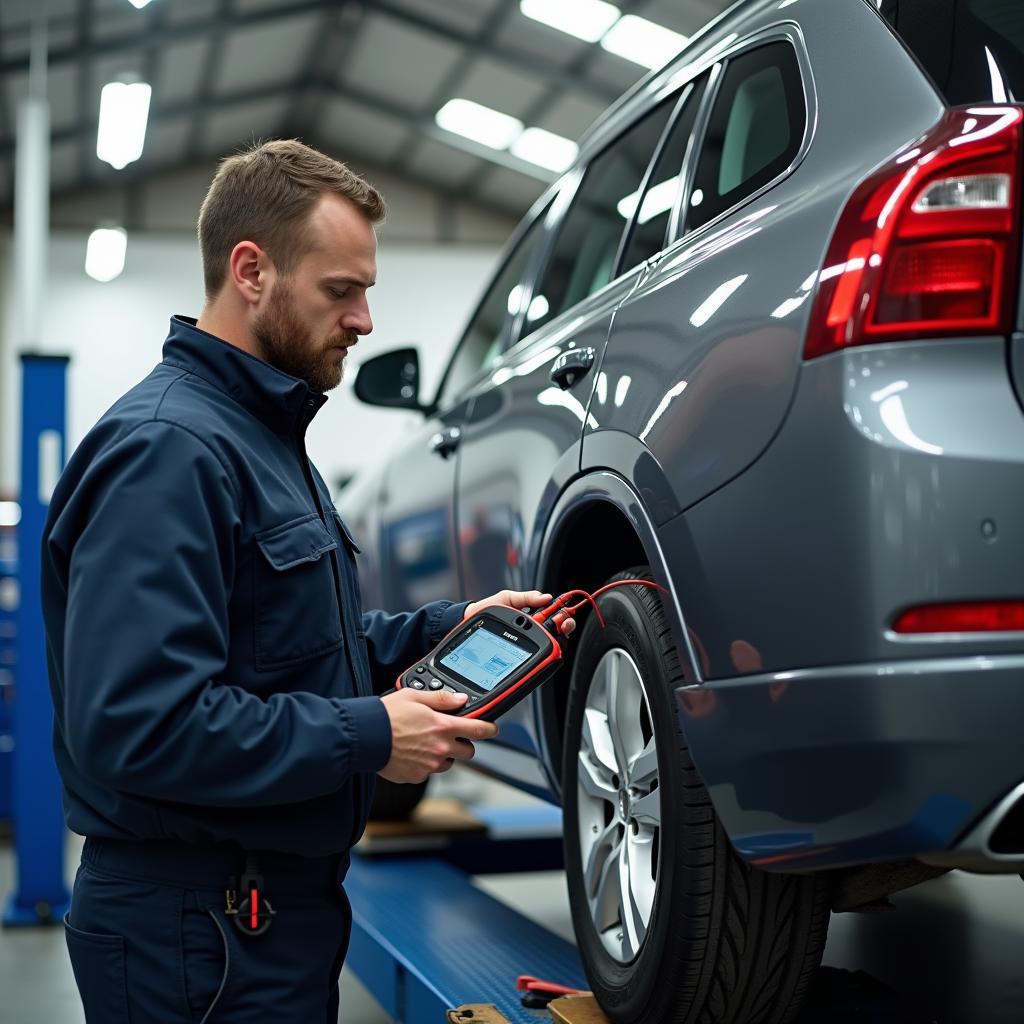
[0,229,501,496]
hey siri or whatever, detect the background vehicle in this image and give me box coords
[341,1,1024,1021]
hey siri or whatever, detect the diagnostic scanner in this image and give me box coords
[395,605,562,722]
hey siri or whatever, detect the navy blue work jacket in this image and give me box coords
[41,316,466,856]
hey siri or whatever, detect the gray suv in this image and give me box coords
[341,1,1024,1021]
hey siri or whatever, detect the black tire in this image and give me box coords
[562,568,831,1024]
[368,777,428,821]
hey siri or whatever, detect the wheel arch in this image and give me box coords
[530,469,703,799]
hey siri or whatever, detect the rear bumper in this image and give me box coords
[677,653,1024,872]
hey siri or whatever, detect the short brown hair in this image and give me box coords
[198,139,385,298]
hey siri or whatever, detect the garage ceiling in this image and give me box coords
[0,0,732,217]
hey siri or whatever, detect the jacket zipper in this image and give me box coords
[295,398,367,845]
[295,399,344,613]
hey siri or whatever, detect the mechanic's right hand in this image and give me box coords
[377,687,499,784]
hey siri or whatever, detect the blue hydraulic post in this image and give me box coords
[2,354,71,926]
[0,545,15,825]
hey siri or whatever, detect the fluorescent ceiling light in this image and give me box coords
[436,99,524,151]
[511,127,578,173]
[601,15,688,69]
[506,284,525,316]
[526,294,550,322]
[96,81,152,169]
[617,175,679,223]
[85,227,128,283]
[636,177,679,223]
[520,0,621,44]
[127,0,155,9]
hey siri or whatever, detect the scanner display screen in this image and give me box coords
[439,627,532,692]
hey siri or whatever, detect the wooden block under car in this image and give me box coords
[446,1005,513,1023]
[358,798,488,852]
[548,994,611,1023]
[446,994,608,1023]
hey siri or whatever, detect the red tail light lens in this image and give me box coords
[805,107,1022,359]
[892,601,1024,634]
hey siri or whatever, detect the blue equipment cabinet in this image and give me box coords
[3,354,71,926]
[346,803,589,1023]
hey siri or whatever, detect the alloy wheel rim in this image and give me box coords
[576,647,661,963]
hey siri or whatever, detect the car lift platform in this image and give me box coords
[346,800,605,1023]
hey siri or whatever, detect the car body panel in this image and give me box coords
[662,339,1024,866]
[672,339,1024,681]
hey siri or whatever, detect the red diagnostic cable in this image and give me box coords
[532,579,666,633]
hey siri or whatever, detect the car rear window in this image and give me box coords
[882,0,1024,104]
[686,41,805,232]
[527,97,678,330]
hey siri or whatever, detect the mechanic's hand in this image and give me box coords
[464,589,576,637]
[378,687,499,784]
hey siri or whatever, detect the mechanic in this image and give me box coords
[40,139,574,1023]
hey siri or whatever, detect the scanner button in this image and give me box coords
[428,678,444,690]
[415,665,427,674]
[409,679,427,690]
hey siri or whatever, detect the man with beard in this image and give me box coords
[41,140,573,1022]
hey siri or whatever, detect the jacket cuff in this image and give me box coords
[338,696,392,774]
[430,600,470,645]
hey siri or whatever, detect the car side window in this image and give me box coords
[687,42,805,232]
[525,99,678,333]
[437,210,549,407]
[619,75,708,273]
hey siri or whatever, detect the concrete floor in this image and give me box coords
[2,774,1023,1024]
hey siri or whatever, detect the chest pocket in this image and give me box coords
[254,514,343,671]
[332,511,361,558]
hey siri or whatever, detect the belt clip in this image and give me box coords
[231,853,275,936]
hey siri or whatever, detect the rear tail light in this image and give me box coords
[892,601,1024,634]
[805,107,1023,359]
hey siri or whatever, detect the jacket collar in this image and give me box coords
[161,316,327,435]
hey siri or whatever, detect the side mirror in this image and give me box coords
[353,347,428,412]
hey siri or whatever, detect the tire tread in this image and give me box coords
[563,568,831,1024]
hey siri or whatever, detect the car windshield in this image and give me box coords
[884,0,1024,104]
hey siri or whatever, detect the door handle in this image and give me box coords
[549,348,596,390]
[429,426,462,459]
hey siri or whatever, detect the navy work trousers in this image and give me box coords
[64,838,353,1023]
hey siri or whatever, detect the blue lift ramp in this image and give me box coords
[346,806,589,1023]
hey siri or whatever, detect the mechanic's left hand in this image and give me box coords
[464,589,576,637]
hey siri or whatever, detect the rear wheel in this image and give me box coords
[562,568,831,1024]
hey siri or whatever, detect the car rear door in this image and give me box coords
[586,33,815,515]
[451,93,698,765]
[454,93,690,603]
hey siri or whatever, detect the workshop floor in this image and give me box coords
[1,772,1023,1024]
